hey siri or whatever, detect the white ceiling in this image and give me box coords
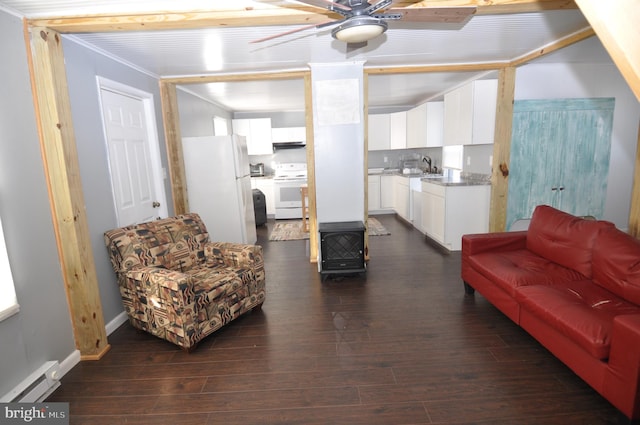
[1,1,614,112]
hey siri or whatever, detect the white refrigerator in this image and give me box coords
[182,136,257,244]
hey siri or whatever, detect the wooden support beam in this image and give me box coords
[629,121,640,239]
[573,0,640,102]
[304,73,319,263]
[159,81,188,215]
[489,66,517,232]
[366,63,505,75]
[408,0,577,14]
[27,25,109,360]
[163,71,309,85]
[28,0,578,33]
[510,26,595,67]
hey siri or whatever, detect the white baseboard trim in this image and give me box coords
[54,313,127,386]
[105,311,128,336]
[59,350,81,378]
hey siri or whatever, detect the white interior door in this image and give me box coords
[99,83,167,226]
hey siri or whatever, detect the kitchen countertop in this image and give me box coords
[368,169,490,187]
[421,174,491,187]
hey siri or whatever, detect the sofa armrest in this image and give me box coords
[204,242,264,270]
[124,266,194,306]
[603,314,640,418]
[462,231,528,256]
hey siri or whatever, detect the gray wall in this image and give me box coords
[178,88,232,137]
[62,37,172,326]
[0,10,75,397]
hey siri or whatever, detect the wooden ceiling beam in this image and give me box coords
[407,1,577,15]
[510,26,595,67]
[573,0,640,102]
[365,62,505,75]
[28,0,578,33]
[164,71,309,85]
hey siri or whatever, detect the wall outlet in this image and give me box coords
[466,156,471,166]
[384,156,388,163]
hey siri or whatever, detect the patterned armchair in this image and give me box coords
[104,213,265,351]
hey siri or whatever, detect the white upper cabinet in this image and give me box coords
[406,103,426,148]
[368,114,390,151]
[232,118,273,155]
[443,79,497,146]
[271,126,306,143]
[407,101,444,148]
[425,102,444,148]
[390,111,407,150]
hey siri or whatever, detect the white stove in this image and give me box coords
[274,163,307,219]
[274,162,307,181]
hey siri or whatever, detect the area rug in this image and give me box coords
[269,217,390,241]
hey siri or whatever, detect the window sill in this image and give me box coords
[0,304,20,322]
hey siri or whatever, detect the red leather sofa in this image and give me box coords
[462,205,640,422]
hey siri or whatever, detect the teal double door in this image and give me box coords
[506,98,615,230]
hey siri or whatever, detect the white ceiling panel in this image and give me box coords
[183,78,307,112]
[2,1,613,112]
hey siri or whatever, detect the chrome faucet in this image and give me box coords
[422,156,432,173]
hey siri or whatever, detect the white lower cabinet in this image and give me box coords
[420,182,490,251]
[251,178,275,216]
[368,175,381,211]
[394,176,410,221]
[380,175,395,210]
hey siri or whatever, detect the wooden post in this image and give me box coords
[27,26,109,360]
[629,121,640,239]
[159,81,188,215]
[304,73,318,263]
[489,66,517,232]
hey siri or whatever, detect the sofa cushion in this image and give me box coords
[516,281,640,359]
[526,205,614,278]
[467,249,587,297]
[592,226,640,306]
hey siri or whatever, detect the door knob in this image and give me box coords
[152,201,161,208]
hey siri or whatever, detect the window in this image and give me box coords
[442,145,463,170]
[213,116,229,136]
[0,217,19,321]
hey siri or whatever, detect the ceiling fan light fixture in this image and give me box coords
[332,16,388,44]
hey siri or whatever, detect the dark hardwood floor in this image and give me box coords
[48,214,621,424]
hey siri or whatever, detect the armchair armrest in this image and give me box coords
[462,231,528,257]
[204,242,264,270]
[124,265,194,306]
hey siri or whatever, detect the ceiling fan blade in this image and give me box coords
[316,18,344,29]
[388,6,477,24]
[250,21,331,43]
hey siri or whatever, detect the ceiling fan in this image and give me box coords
[252,0,476,45]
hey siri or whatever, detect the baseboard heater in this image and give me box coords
[1,361,61,403]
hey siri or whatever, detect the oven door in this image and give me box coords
[274,179,306,209]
